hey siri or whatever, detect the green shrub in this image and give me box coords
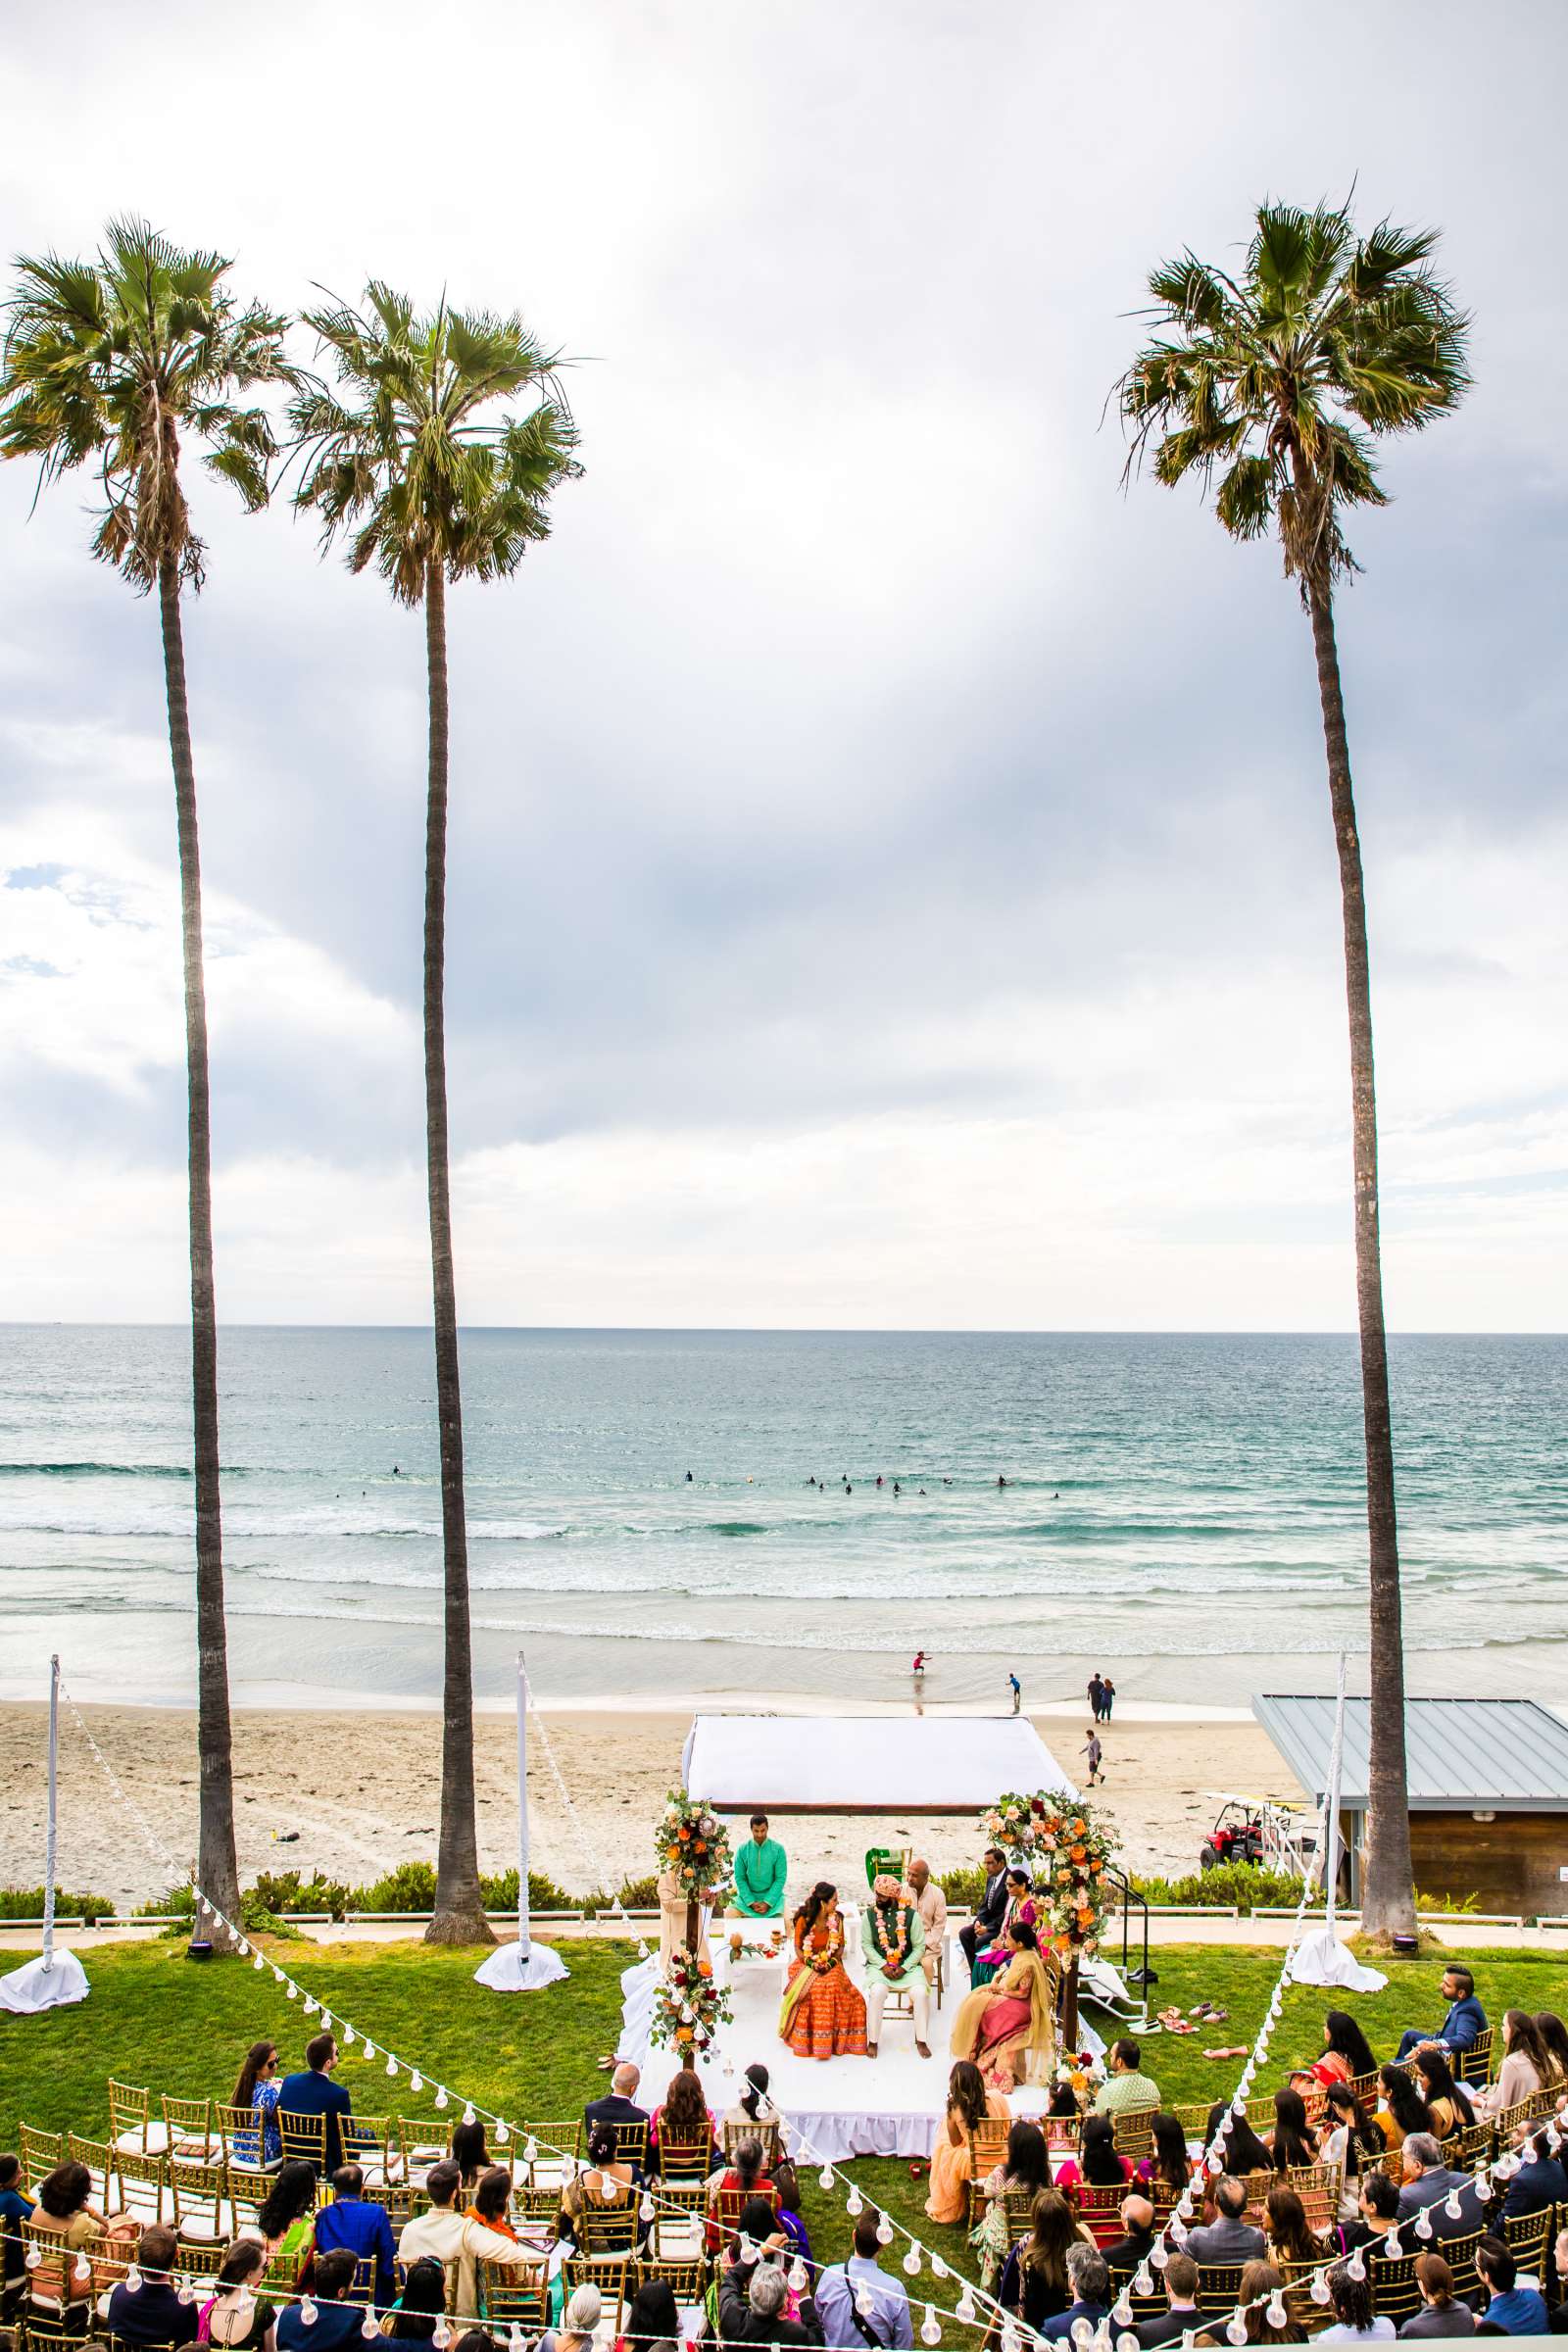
[0,1884,117,1924]
[353,1861,438,1913]
[940,1866,988,1910]
[248,1870,352,1920]
[1132,1863,1306,1915]
[615,1875,660,1911]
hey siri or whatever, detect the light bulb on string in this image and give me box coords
[177,2284,196,2307]
[902,2248,920,2278]
[272,1966,285,1984]
[1111,2290,1133,2327]
[124,2267,142,2292]
[1309,2274,1332,2306]
[236,1939,250,1957]
[386,2059,399,2079]
[362,2041,375,2062]
[1150,2243,1167,2270]
[523,2139,538,2165]
[1385,2232,1403,2261]
[819,2166,835,2192]
[362,2317,380,2340]
[875,2214,894,2246]
[343,2028,356,2047]
[253,1954,265,1971]
[74,2255,92,2283]
[930,2255,949,2281]
[508,2329,524,2352]
[495,2122,509,2145]
[1118,2336,1142,2352]
[920,2307,941,2347]
[1133,2268,1154,2298]
[1067,2324,1092,2351]
[1267,2296,1287,2330]
[1346,2249,1367,2281]
[1413,2210,1433,2241]
[1443,2190,1462,2221]
[300,2298,318,2328]
[435,2088,449,2111]
[640,2195,655,2223]
[740,2235,759,2268]
[789,2261,808,2296]
[956,2287,977,2325]
[855,2288,875,2318]
[846,2186,862,2218]
[462,2105,476,2127]
[411,2072,423,2094]
[305,1998,318,2016]
[286,1984,300,2001]
[1225,2315,1248,2346]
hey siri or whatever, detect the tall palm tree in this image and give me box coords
[290,286,580,1944]
[1,220,287,1942]
[1117,202,1469,1936]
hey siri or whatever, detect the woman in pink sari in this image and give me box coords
[949,1920,1056,2089]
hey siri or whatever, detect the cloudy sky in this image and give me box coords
[2,0,1564,1331]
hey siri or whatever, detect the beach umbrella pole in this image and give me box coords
[0,1654,90,2014]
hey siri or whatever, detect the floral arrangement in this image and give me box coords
[980,1789,1120,1949]
[655,1788,733,1905]
[649,1941,733,2055]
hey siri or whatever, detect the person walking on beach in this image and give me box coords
[1088,1673,1104,1721]
[1102,1677,1116,1720]
[1082,1727,1103,1786]
[912,1651,927,1679]
[1008,1672,1022,1715]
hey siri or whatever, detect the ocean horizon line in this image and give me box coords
[3,1320,1563,1340]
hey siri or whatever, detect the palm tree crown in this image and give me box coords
[289,283,580,587]
[1117,199,1470,592]
[0,215,287,588]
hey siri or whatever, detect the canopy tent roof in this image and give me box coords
[681,1712,1077,1815]
[1252,1692,1568,1813]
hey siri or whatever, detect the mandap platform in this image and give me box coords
[617,1710,1103,2161]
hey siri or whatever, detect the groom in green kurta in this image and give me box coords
[861,1874,929,2057]
[729,1812,788,1917]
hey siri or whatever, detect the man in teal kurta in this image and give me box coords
[729,1813,788,1917]
[860,1875,929,2057]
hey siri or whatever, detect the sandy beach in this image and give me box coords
[0,1697,1302,1911]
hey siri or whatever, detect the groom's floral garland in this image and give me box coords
[655,1787,733,1904]
[649,1940,734,2053]
[980,1788,1118,1948]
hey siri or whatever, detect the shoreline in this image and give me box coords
[0,1695,1301,1911]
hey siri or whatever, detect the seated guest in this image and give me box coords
[925,2061,1005,2225]
[1100,2192,1158,2283]
[1185,2175,1266,2265]
[1038,2244,1111,2342]
[1396,1968,1487,2065]
[467,2167,523,2246]
[449,2120,490,2192]
[648,2064,716,2161]
[586,2060,647,2135]
[1535,2011,1568,2084]
[1375,2065,1434,2152]
[201,2240,276,2351]
[971,1870,1037,1988]
[957,1848,1009,1978]
[1054,2112,1131,2194]
[1314,2261,1395,2344]
[705,2138,775,2255]
[398,2159,541,2320]
[1134,2250,1200,2347]
[1321,2082,1387,2222]
[1475,2011,1551,2121]
[1203,2104,1274,2181]
[616,2277,682,2352]
[276,2249,363,2352]
[541,2283,602,2352]
[312,2162,398,2306]
[903,1860,948,1991]
[1270,2086,1320,2171]
[105,2226,200,2348]
[814,2210,913,2350]
[1093,2038,1160,2119]
[723,2063,777,2144]
[1337,2171,1401,2257]
[1412,2049,1476,2142]
[772,2161,813,2272]
[998,2189,1095,2330]
[730,1815,788,1919]
[1396,2136,1485,2238]
[243,2161,318,2268]
[1396,2253,1475,2338]
[1306,2012,1381,2090]
[1267,2185,1326,2270]
[1552,2230,1568,2331]
[861,1875,929,2059]
[380,2256,448,2344]
[1498,2126,1568,2222]
[229,2041,284,2170]
[727,2262,818,2349]
[560,2127,638,2251]
[1137,2112,1192,2206]
[0,2152,35,2319]
[24,2160,106,2314]
[948,1920,1054,2089]
[1236,2259,1304,2343]
[1473,2235,1547,2336]
[713,2199,796,2327]
[278,2033,354,2175]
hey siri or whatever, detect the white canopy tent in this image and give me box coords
[681,1712,1077,1813]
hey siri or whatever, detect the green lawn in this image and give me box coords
[3,1936,1565,2287]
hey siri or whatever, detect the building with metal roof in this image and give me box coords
[1252,1692,1568,1914]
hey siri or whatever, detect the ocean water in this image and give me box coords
[0,1325,1563,1710]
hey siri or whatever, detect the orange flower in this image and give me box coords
[1069,1819,1086,1838]
[677,1826,691,1840]
[697,1960,713,1978]
[1069,1844,1087,1863]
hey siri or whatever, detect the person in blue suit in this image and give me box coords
[312,2163,398,2306]
[1396,1967,1487,2063]
[278,2032,354,2174]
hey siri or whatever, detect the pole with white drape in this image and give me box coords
[0,1655,91,2013]
[473,1650,568,1992]
[1288,1648,1386,1993]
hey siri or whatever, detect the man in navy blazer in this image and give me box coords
[957,1847,1009,1978]
[1500,2129,1568,2223]
[583,2061,649,2151]
[278,2031,354,2174]
[1396,1966,1487,2063]
[312,2163,398,2305]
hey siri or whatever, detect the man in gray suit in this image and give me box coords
[1396,2133,1486,2239]
[1183,2177,1266,2265]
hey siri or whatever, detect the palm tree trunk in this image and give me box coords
[422,559,495,1947]
[158,555,240,1948]
[1307,582,1415,1939]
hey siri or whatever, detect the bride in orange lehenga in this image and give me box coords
[778,1881,868,2061]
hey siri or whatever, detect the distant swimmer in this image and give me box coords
[918,1487,926,1496]
[876,1475,883,1488]
[893,1481,901,1495]
[392,1464,400,1476]
[943,1477,953,1486]
[998,1475,1007,1489]
[686,1471,694,1483]
[846,1482,853,1494]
